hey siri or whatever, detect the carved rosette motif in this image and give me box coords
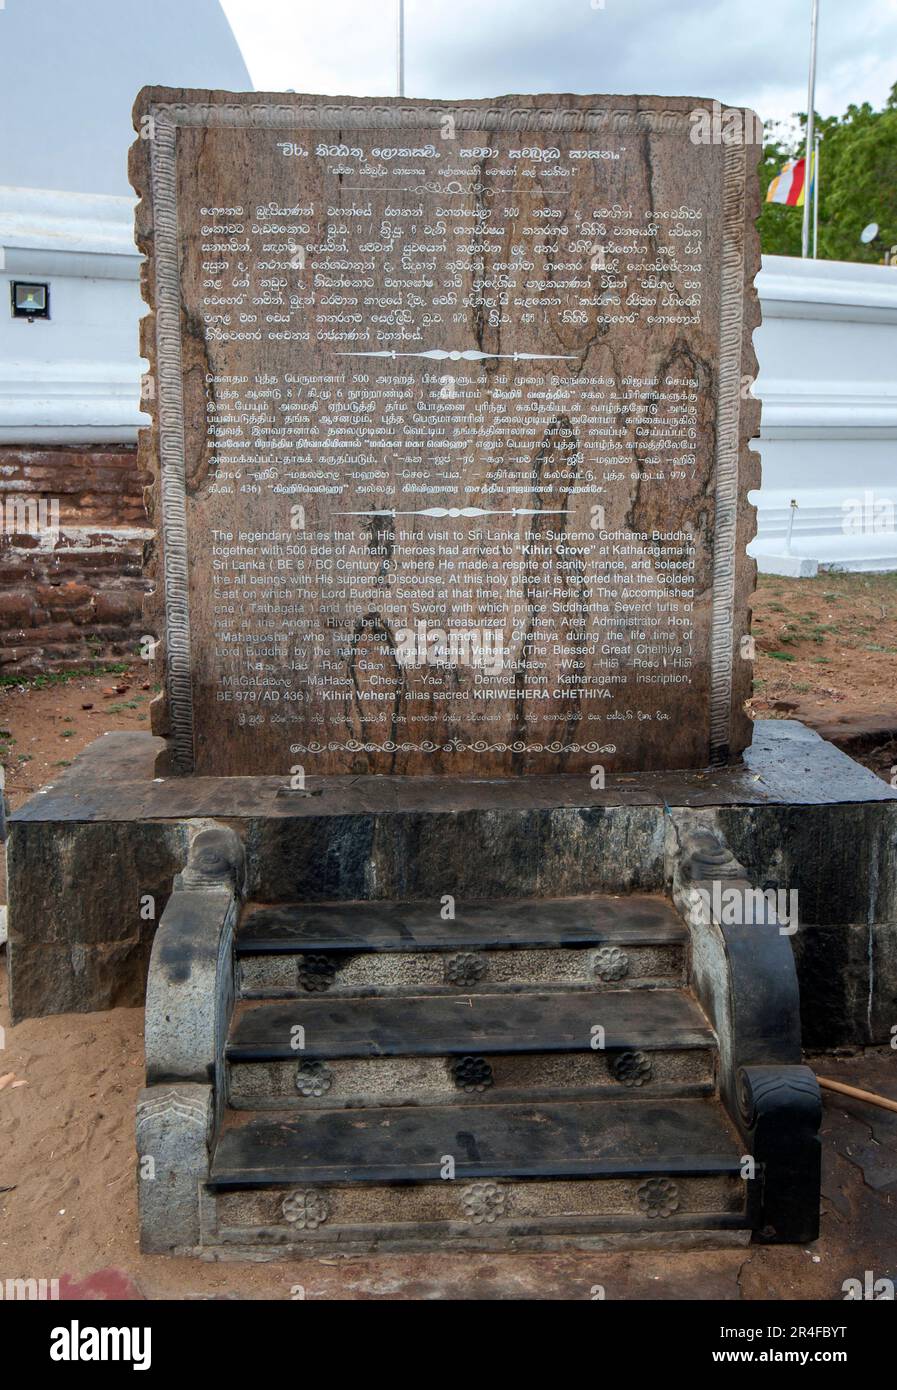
[635,1177,680,1219]
[295,1060,333,1098]
[296,953,337,992]
[610,1050,654,1087]
[460,1182,507,1225]
[281,1189,331,1230]
[451,1055,494,1093]
[445,952,487,987]
[590,946,630,982]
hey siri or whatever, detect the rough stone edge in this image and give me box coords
[667,809,821,1243]
[131,87,756,134]
[145,824,245,1088]
[139,824,245,1254]
[733,124,763,759]
[130,100,166,765]
[711,131,762,765]
[130,99,192,776]
[11,722,897,816]
[136,1082,212,1254]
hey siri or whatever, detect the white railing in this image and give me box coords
[752,256,897,574]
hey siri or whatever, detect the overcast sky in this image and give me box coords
[221,0,896,131]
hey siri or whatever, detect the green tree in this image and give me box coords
[757,131,804,257]
[757,82,897,263]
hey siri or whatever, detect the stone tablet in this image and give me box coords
[131,89,760,777]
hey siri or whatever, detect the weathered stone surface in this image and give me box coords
[247,802,666,901]
[131,88,761,777]
[12,721,897,819]
[7,817,185,946]
[209,1172,745,1240]
[7,938,153,1019]
[7,810,186,1020]
[8,722,897,1038]
[227,1046,712,1110]
[717,801,897,928]
[136,1083,212,1253]
[145,882,237,1085]
[0,445,151,674]
[790,919,897,1050]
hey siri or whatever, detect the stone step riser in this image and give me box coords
[238,943,685,998]
[227,1047,716,1108]
[203,1173,748,1250]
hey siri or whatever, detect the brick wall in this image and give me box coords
[0,446,152,676]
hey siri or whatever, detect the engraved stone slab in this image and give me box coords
[131,89,760,777]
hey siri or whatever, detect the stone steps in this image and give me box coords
[138,825,823,1257]
[227,1049,716,1109]
[212,894,739,1249]
[227,987,713,1058]
[204,1183,750,1253]
[205,1096,749,1249]
[235,894,688,997]
[206,885,764,1252]
[226,987,716,1108]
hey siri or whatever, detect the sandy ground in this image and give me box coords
[1,573,896,1300]
[0,666,154,813]
[749,570,897,780]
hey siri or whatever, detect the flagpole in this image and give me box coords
[396,0,405,98]
[812,133,820,258]
[801,0,819,258]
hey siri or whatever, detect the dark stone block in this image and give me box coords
[717,802,897,927]
[7,819,185,946]
[8,938,153,1018]
[6,722,897,1041]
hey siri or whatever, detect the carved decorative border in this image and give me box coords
[287,740,618,755]
[709,141,747,764]
[153,102,700,135]
[148,98,748,772]
[150,111,195,772]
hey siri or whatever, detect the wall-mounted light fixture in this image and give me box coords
[11,281,50,321]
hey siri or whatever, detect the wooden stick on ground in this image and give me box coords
[817,1076,897,1114]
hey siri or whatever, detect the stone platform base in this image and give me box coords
[7,720,897,1046]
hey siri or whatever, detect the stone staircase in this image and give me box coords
[209,894,745,1251]
[137,819,823,1257]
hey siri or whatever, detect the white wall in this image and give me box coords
[2,196,895,574]
[751,256,897,574]
[0,0,250,442]
[0,187,145,442]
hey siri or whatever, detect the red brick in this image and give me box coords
[0,590,35,624]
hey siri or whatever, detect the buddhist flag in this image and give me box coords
[766,155,813,207]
